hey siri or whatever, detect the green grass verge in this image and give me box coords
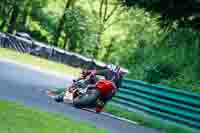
[0,48,81,77]
[104,104,197,133]
[0,100,107,133]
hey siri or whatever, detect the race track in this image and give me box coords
[0,60,161,133]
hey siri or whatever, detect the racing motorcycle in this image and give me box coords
[48,70,117,113]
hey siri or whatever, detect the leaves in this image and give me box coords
[0,0,200,92]
[63,8,89,51]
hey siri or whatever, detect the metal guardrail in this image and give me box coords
[0,32,128,73]
[112,79,200,129]
[0,32,105,70]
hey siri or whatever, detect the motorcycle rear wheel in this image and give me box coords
[73,89,100,108]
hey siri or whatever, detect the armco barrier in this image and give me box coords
[0,32,128,73]
[0,32,98,69]
[112,79,200,129]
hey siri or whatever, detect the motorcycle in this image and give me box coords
[48,70,117,113]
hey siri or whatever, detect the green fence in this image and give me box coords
[112,79,200,129]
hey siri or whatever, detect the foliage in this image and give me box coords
[144,62,178,83]
[63,8,90,51]
[123,27,200,93]
[0,0,200,93]
[118,0,200,29]
[106,8,162,65]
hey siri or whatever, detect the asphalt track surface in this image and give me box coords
[0,60,161,133]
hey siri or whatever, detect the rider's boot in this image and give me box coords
[54,95,64,102]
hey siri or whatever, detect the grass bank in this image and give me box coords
[0,100,107,133]
[0,48,81,77]
[104,104,197,133]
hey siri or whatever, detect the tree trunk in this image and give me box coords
[8,5,20,34]
[0,1,12,30]
[21,10,28,28]
[68,36,76,52]
[0,0,6,13]
[63,35,69,49]
[95,31,102,57]
[21,2,31,29]
[53,0,73,47]
[103,38,114,61]
[93,23,104,58]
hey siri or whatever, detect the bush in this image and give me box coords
[144,62,178,83]
[125,27,200,92]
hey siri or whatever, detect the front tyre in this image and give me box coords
[73,89,100,108]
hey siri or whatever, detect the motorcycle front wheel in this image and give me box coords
[73,89,100,108]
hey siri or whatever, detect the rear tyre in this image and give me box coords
[73,89,100,108]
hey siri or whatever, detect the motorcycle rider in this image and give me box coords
[77,64,124,95]
[54,64,125,104]
[96,64,124,89]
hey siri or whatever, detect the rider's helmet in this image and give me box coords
[107,64,117,72]
[106,64,121,75]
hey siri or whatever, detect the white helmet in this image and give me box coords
[107,64,120,73]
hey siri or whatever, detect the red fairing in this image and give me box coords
[96,80,116,96]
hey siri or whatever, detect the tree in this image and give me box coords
[7,2,20,33]
[87,0,126,57]
[0,0,49,33]
[18,0,34,30]
[119,0,200,28]
[53,0,78,47]
[5,0,28,33]
[0,0,15,30]
[19,0,48,31]
[63,8,88,51]
[60,7,100,57]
